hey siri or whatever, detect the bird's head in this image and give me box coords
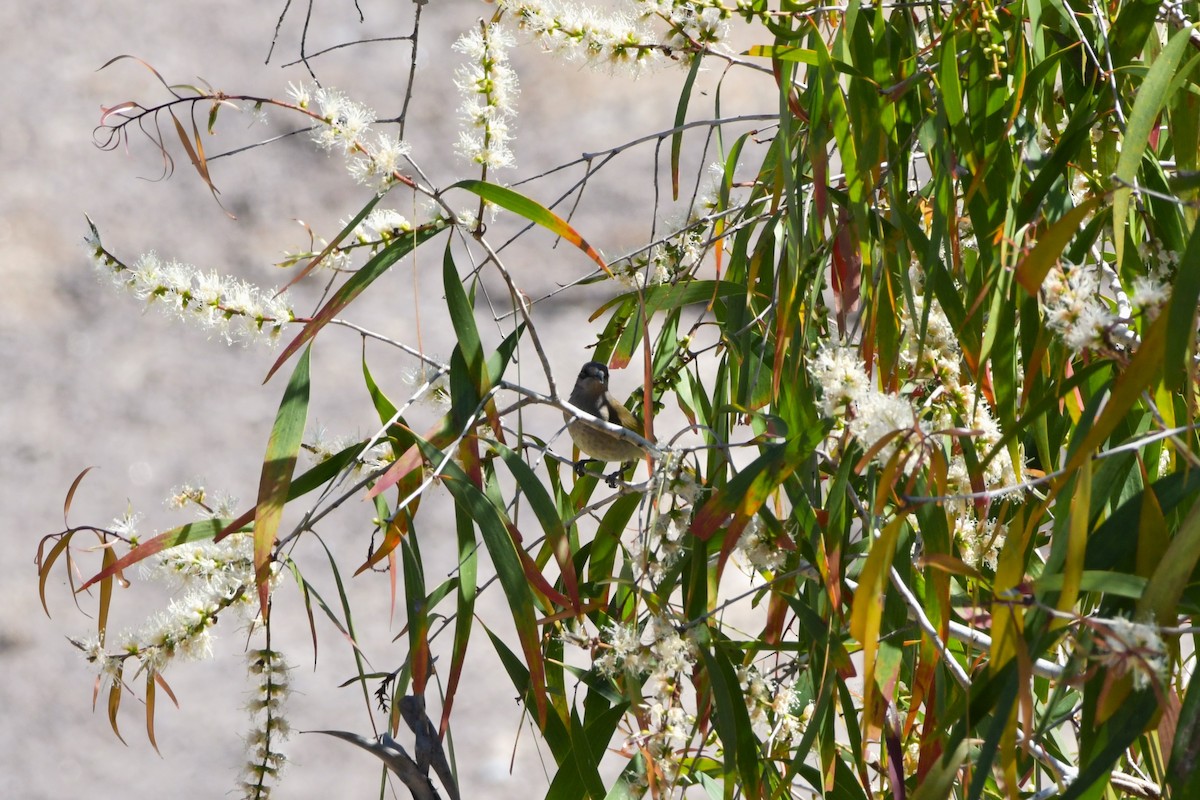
[576,361,610,392]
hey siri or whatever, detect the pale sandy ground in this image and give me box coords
[0,2,775,797]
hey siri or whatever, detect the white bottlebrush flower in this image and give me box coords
[848,390,919,465]
[110,507,143,541]
[310,86,375,153]
[348,133,412,191]
[89,240,296,347]
[733,514,787,574]
[640,0,730,50]
[1042,262,1116,353]
[954,512,1005,571]
[1089,615,1168,691]
[1129,273,1170,310]
[808,346,870,415]
[453,23,519,171]
[400,359,452,412]
[595,620,652,677]
[285,81,311,109]
[358,208,414,242]
[900,294,961,381]
[500,0,663,74]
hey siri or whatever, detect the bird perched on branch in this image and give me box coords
[565,361,653,484]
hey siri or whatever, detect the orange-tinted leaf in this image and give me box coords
[63,466,96,526]
[79,518,230,593]
[365,425,440,501]
[355,512,408,576]
[169,109,231,217]
[450,180,609,274]
[145,672,160,753]
[98,546,117,644]
[1013,197,1102,296]
[108,669,127,745]
[37,532,74,617]
[691,435,814,542]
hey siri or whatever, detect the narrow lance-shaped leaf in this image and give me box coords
[254,345,312,620]
[670,56,703,201]
[412,433,550,726]
[401,534,430,694]
[1014,197,1103,296]
[497,444,581,614]
[77,518,231,593]
[107,663,127,745]
[169,109,230,217]
[1164,207,1200,390]
[441,500,479,736]
[1054,459,1090,629]
[97,545,117,645]
[145,671,160,753]
[278,193,383,295]
[444,245,490,401]
[1112,26,1194,268]
[689,432,820,574]
[849,516,904,750]
[37,532,75,617]
[449,179,609,274]
[1168,660,1200,795]
[1137,487,1200,625]
[62,465,95,527]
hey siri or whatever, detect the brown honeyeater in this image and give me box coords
[564,361,652,466]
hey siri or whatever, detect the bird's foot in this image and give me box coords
[574,459,596,478]
[603,463,633,488]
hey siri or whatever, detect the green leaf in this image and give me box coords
[1137,486,1200,624]
[590,280,746,321]
[497,444,580,612]
[442,500,479,728]
[698,637,762,797]
[1059,691,1158,800]
[1168,658,1200,794]
[413,433,549,725]
[444,244,489,399]
[254,345,312,618]
[400,531,431,692]
[1109,0,1171,71]
[743,44,819,65]
[1031,570,1147,599]
[670,56,703,201]
[1112,26,1194,268]
[450,179,609,273]
[1164,210,1200,390]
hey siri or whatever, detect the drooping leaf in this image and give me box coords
[450,179,609,273]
